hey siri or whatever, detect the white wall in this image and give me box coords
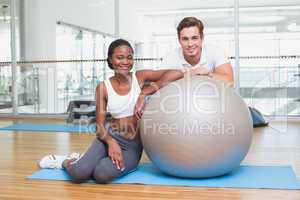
[20,0,115,113]
[0,23,11,61]
[21,0,115,61]
[54,0,115,35]
[119,1,145,42]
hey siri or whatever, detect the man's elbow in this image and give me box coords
[227,80,234,87]
[226,74,234,87]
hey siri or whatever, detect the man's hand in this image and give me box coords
[107,139,125,171]
[182,66,210,76]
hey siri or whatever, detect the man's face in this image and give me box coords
[178,26,203,58]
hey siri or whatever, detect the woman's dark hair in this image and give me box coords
[107,39,134,69]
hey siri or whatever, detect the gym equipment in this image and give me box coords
[66,100,96,124]
[140,76,253,178]
[249,107,268,127]
[28,162,300,189]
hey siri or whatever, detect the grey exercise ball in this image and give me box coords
[140,76,253,178]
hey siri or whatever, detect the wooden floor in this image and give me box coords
[0,118,300,200]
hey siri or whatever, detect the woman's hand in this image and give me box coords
[107,138,125,171]
[134,94,146,120]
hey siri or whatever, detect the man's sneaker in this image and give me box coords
[39,153,82,169]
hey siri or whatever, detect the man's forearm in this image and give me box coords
[209,63,234,86]
[210,72,234,86]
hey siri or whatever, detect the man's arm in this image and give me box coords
[183,62,234,86]
[210,63,234,86]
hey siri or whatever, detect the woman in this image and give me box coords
[39,39,183,183]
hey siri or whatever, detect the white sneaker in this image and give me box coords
[39,153,82,169]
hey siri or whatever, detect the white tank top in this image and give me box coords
[104,74,141,119]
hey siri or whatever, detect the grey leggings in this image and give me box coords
[65,125,143,183]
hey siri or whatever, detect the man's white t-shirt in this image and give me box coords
[159,43,230,71]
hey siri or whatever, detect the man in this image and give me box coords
[134,17,234,118]
[160,16,233,85]
[135,17,266,127]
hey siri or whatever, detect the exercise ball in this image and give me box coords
[140,76,253,178]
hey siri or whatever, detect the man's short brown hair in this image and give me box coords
[177,17,204,39]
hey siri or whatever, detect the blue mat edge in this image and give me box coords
[0,123,95,133]
[27,163,300,190]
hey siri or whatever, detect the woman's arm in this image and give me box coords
[136,69,168,84]
[136,69,184,93]
[95,82,125,171]
[142,70,184,95]
[134,70,184,119]
[95,82,113,143]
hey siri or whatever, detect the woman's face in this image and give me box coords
[111,45,134,75]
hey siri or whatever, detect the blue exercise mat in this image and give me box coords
[28,163,300,189]
[0,123,96,133]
